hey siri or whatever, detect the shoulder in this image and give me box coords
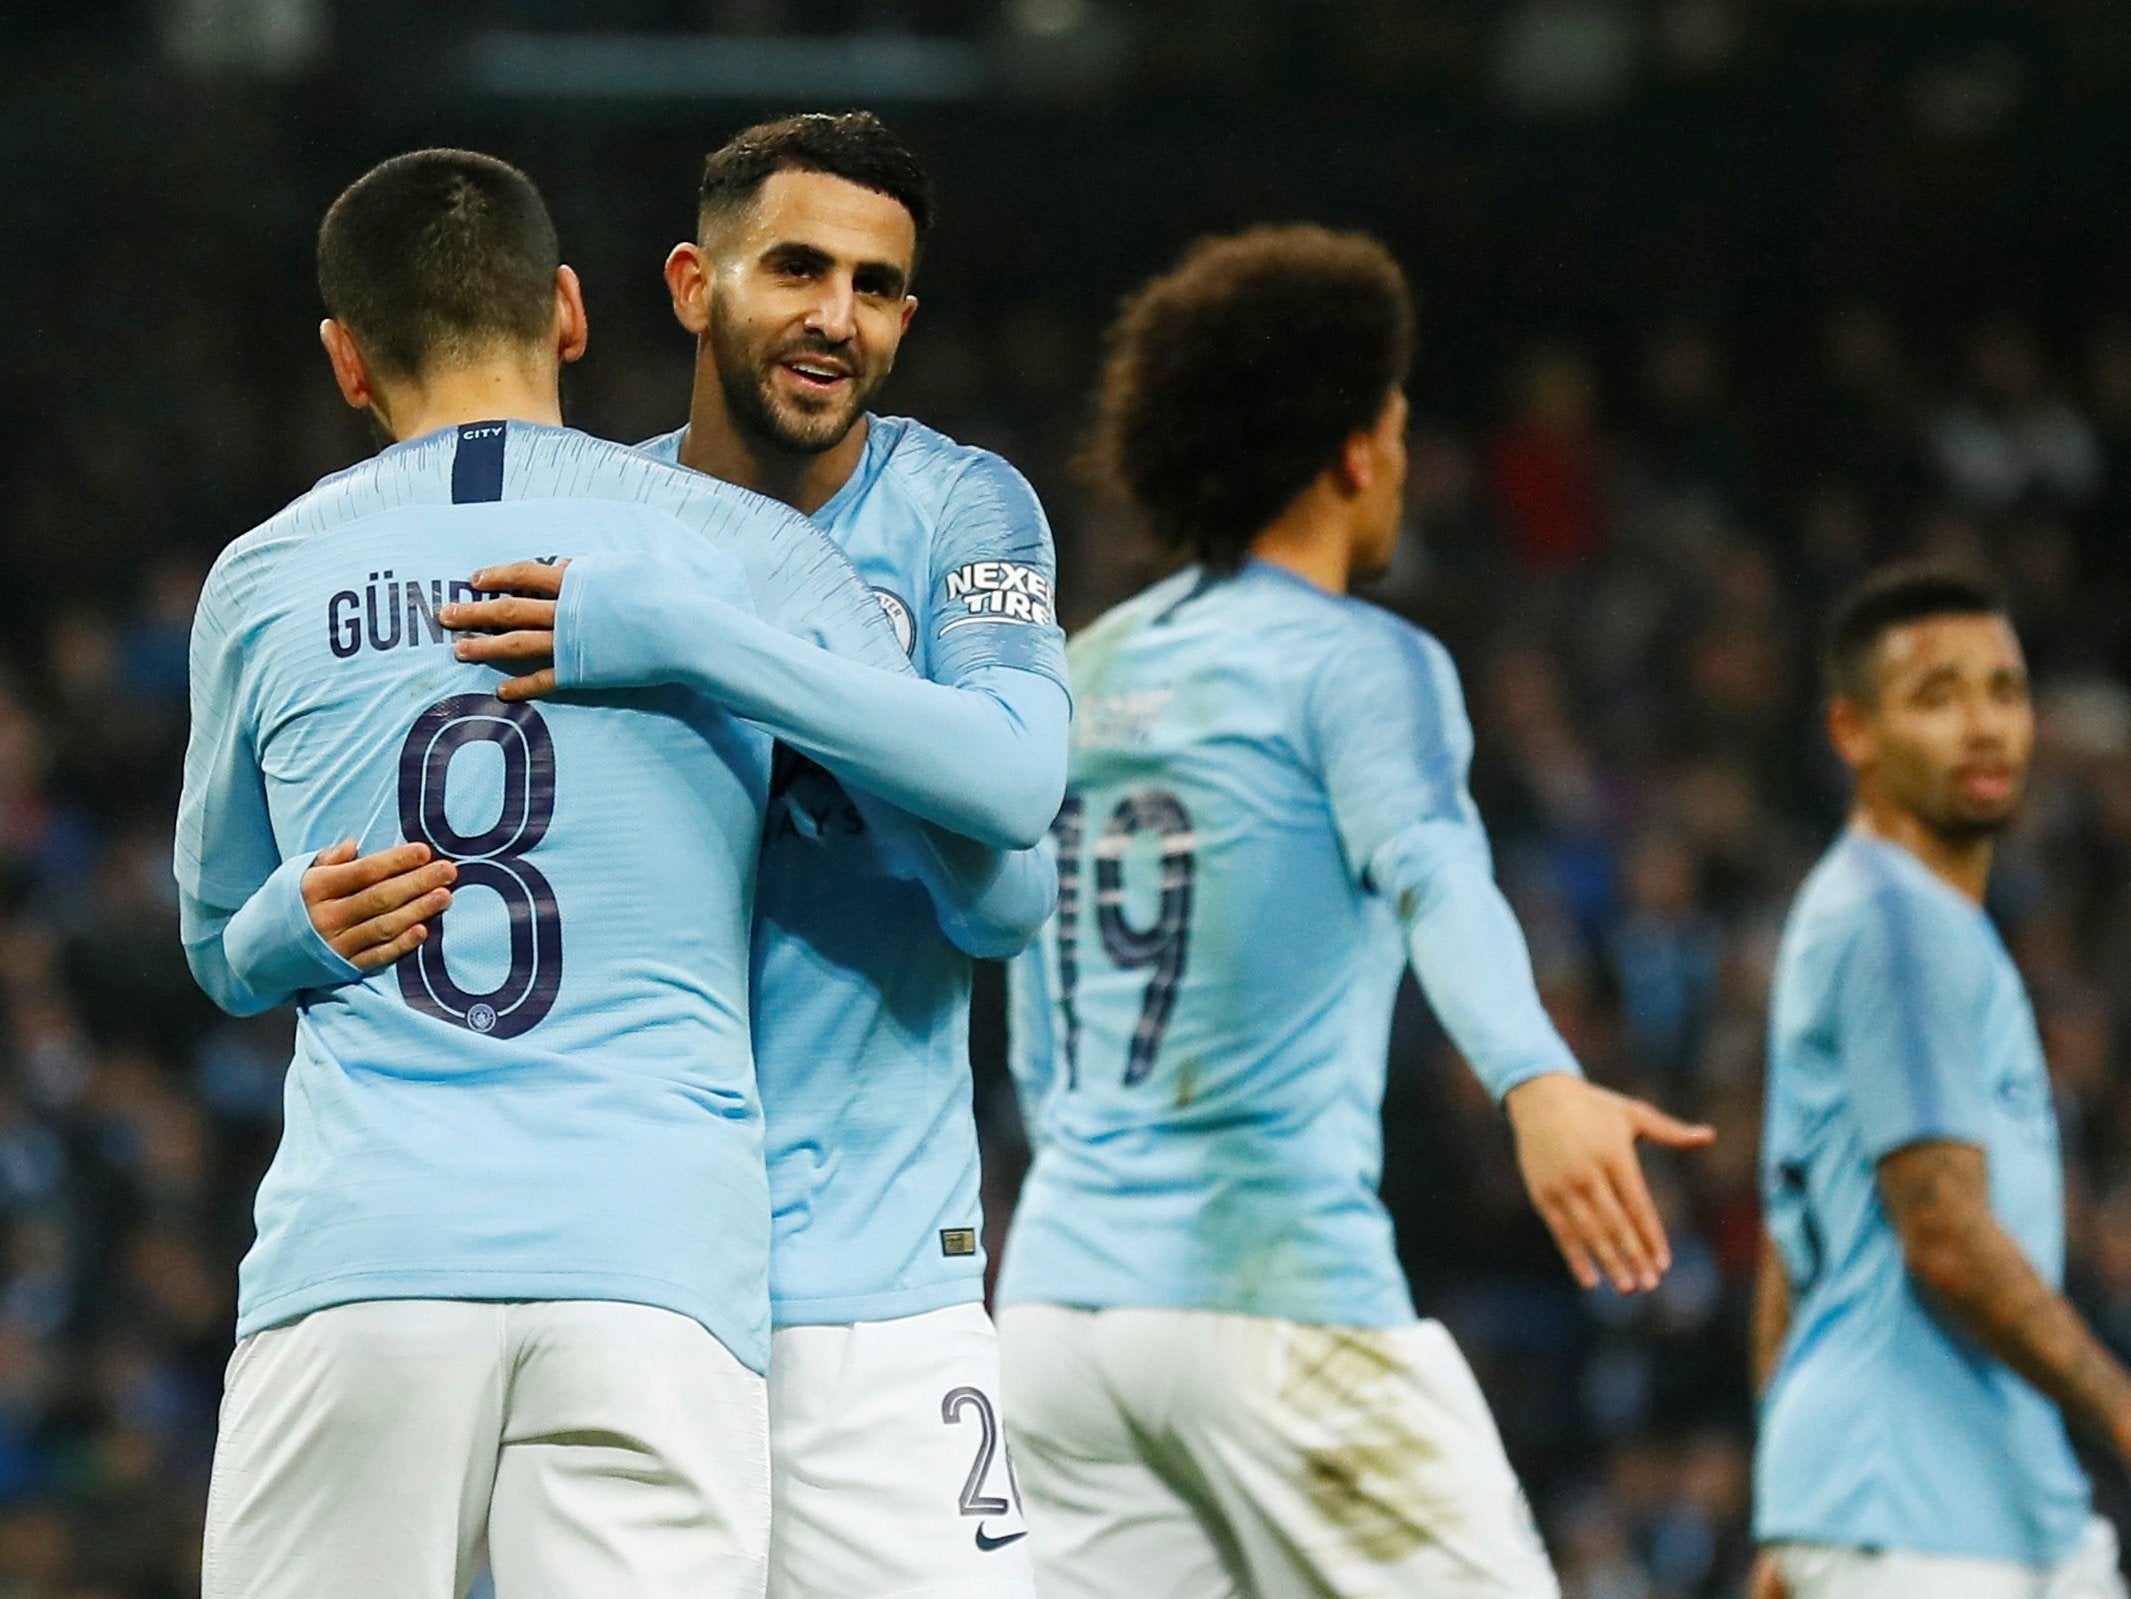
[1794,837,1994,988]
[200,442,445,622]
[1284,587,1460,717]
[540,429,812,542]
[876,416,1047,528]
[1065,570,1199,662]
[631,425,686,466]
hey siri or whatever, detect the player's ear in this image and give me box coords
[1828,694,1874,772]
[899,294,919,337]
[554,265,589,366]
[665,242,711,336]
[320,319,375,412]
[1336,429,1375,498]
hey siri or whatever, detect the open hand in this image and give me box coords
[1503,1072,1715,1294]
[304,839,455,972]
[438,560,571,701]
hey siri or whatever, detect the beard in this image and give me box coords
[707,291,883,457]
[1920,806,2017,849]
[1912,769,2024,848]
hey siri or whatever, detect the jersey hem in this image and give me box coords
[236,1270,770,1374]
[1750,1514,2083,1572]
[992,1280,1417,1327]
[770,1274,985,1329]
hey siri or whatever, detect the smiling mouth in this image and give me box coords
[779,359,852,395]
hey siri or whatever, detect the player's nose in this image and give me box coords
[805,279,860,342]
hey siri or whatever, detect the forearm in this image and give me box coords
[1926,1229,2131,1440]
[1377,822,1583,1102]
[844,786,1057,958]
[1885,1142,2131,1448]
[1751,1236,1791,1396]
[557,573,1067,848]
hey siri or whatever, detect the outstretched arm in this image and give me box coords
[1316,626,1710,1296]
[1375,823,1712,1292]
[1880,1139,2131,1463]
[444,560,1069,851]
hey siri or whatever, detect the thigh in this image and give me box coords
[487,1301,771,1599]
[1163,1315,1559,1599]
[768,1302,1035,1599]
[202,1299,506,1599]
[1776,1543,2043,1599]
[998,1304,1239,1599]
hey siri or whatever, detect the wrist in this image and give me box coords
[1502,1068,1581,1118]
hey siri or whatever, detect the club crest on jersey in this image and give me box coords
[942,561,1053,632]
[873,588,917,656]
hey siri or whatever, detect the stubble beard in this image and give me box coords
[708,295,876,458]
[1912,763,2024,850]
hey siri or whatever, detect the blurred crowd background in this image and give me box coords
[10,1,2131,1595]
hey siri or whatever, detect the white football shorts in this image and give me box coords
[202,1298,770,1599]
[1773,1518,2127,1599]
[768,1301,1037,1599]
[998,1303,1559,1599]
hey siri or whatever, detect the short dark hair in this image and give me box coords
[317,149,560,381]
[1086,225,1413,573]
[698,112,933,254]
[1823,564,2008,703]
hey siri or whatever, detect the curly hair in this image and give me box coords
[1086,225,1413,572]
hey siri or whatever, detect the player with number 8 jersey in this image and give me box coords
[175,152,912,1599]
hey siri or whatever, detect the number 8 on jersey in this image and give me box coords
[396,693,564,1038]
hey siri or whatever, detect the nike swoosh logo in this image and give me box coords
[975,1525,1029,1552]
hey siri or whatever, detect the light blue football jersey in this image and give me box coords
[175,420,909,1373]
[999,560,1522,1327]
[1755,831,2090,1566]
[640,417,1068,1324]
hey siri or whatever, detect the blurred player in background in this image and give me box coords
[441,113,1063,1598]
[177,149,918,1599]
[997,226,1712,1598]
[1751,570,2131,1599]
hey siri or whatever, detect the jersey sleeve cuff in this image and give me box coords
[223,852,366,999]
[1483,1055,1586,1107]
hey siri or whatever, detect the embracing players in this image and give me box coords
[996,227,1712,1597]
[619,111,1065,1597]
[1752,569,2131,1599]
[242,116,1064,1596]
[177,150,917,1598]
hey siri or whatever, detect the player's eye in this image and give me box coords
[764,251,826,282]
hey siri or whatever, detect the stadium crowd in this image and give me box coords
[11,115,2131,1599]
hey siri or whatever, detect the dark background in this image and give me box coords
[8,2,2131,1594]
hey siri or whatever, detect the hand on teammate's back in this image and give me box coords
[1502,1071,1715,1294]
[302,839,456,971]
[441,560,567,700]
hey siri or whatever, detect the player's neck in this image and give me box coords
[1248,495,1354,595]
[374,362,562,444]
[681,391,866,518]
[1851,799,1995,904]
